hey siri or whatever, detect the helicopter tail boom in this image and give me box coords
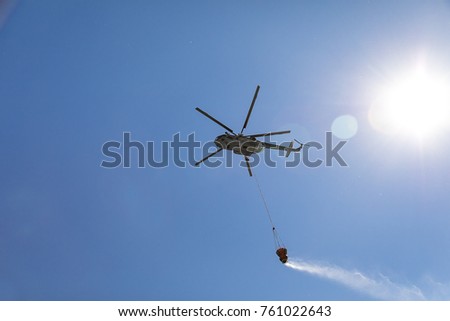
[285,139,304,157]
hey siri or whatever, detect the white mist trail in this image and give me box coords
[286,258,425,300]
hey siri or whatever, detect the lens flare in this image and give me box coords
[331,115,358,139]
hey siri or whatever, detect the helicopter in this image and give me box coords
[195,85,304,176]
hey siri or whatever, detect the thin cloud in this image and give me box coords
[420,276,450,300]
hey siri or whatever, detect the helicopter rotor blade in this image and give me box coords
[195,107,235,133]
[248,130,291,138]
[240,85,260,134]
[244,156,253,177]
[195,148,223,167]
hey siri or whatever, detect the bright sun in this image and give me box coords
[370,65,450,139]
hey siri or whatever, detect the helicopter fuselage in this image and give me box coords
[214,133,264,156]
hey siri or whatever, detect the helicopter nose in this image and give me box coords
[214,137,223,147]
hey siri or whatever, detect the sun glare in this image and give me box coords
[370,66,450,139]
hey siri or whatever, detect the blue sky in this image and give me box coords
[1,0,450,300]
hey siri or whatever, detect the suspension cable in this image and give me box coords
[253,171,285,249]
[253,172,275,228]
